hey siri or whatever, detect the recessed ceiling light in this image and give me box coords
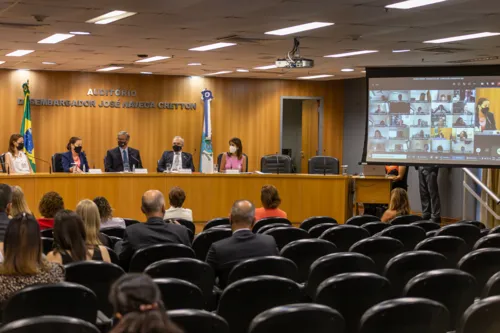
[140,72,153,74]
[393,49,411,53]
[386,0,448,9]
[424,32,500,44]
[17,69,30,72]
[361,70,367,73]
[70,31,90,35]
[341,68,355,72]
[135,56,170,63]
[236,69,249,72]
[6,50,34,57]
[324,50,379,58]
[86,10,137,25]
[96,66,123,72]
[42,62,56,65]
[265,22,334,36]
[188,63,202,66]
[253,65,278,70]
[38,33,74,44]
[189,42,236,51]
[205,71,232,76]
[190,76,202,79]
[298,74,334,79]
[0,61,5,65]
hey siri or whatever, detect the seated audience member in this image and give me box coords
[109,274,183,333]
[93,196,126,229]
[220,137,247,172]
[4,134,32,174]
[381,188,411,223]
[0,184,12,242]
[47,210,111,264]
[38,191,64,230]
[9,185,32,218]
[163,187,193,222]
[206,200,279,287]
[0,214,64,303]
[255,185,287,221]
[76,199,110,247]
[118,190,191,269]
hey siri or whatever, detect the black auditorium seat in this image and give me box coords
[203,217,230,231]
[248,303,345,333]
[280,239,337,283]
[458,220,486,229]
[411,221,441,232]
[415,236,470,268]
[154,278,204,310]
[299,216,337,232]
[227,256,299,285]
[262,227,310,250]
[308,223,337,238]
[128,243,195,272]
[315,272,391,333]
[403,269,476,331]
[100,227,125,239]
[168,309,229,333]
[361,221,390,236]
[40,229,53,238]
[170,219,195,235]
[390,214,424,225]
[427,230,438,238]
[457,296,500,333]
[256,223,291,234]
[319,225,370,251]
[192,228,232,261]
[41,237,53,255]
[123,218,140,227]
[0,316,100,333]
[345,215,380,226]
[473,233,500,250]
[379,225,426,252]
[480,228,490,238]
[252,217,291,233]
[483,272,500,298]
[458,248,500,296]
[436,223,481,248]
[106,247,120,265]
[489,225,500,235]
[359,298,449,333]
[350,236,404,275]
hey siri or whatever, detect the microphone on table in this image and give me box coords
[33,156,52,174]
[276,152,280,174]
[130,155,142,169]
[7,165,10,175]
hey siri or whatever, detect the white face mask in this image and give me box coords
[229,146,238,154]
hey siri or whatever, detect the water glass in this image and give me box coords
[214,164,218,173]
[166,163,172,173]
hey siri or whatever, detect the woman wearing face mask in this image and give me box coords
[4,134,32,174]
[62,136,89,173]
[475,98,496,131]
[220,137,247,172]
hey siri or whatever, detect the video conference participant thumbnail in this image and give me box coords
[389,91,410,114]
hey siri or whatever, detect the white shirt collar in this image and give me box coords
[233,228,250,234]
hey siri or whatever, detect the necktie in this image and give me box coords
[174,153,180,170]
[122,149,129,165]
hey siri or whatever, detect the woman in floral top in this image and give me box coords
[0,214,64,304]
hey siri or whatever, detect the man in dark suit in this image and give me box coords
[157,136,195,172]
[206,200,279,287]
[105,131,142,172]
[117,189,191,270]
[0,183,12,242]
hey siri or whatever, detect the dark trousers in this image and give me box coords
[418,167,441,222]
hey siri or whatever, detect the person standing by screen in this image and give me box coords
[475,98,496,131]
[417,166,441,224]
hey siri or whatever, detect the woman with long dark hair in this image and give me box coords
[4,134,32,174]
[220,137,247,172]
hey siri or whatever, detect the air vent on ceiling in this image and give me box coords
[447,56,499,64]
[216,35,277,44]
[416,46,468,53]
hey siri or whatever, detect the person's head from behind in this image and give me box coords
[389,188,410,216]
[261,185,281,209]
[93,196,113,221]
[11,185,31,216]
[477,98,490,114]
[230,200,255,230]
[2,214,43,275]
[229,137,243,159]
[39,191,64,218]
[8,134,24,154]
[76,199,101,246]
[0,183,12,215]
[53,210,88,261]
[109,274,181,333]
[168,187,186,208]
[141,190,165,219]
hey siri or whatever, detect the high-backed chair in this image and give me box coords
[280,239,337,283]
[345,215,380,226]
[319,225,370,251]
[457,296,500,333]
[458,220,486,229]
[0,316,100,333]
[249,303,345,333]
[154,278,204,310]
[252,217,291,233]
[350,236,404,275]
[361,221,390,235]
[203,217,230,231]
[192,228,232,261]
[473,233,500,250]
[106,247,120,265]
[51,153,64,172]
[458,248,500,296]
[483,271,500,298]
[404,269,476,330]
[308,156,339,175]
[168,309,229,333]
[411,221,441,232]
[217,153,248,172]
[379,225,426,252]
[300,216,337,231]
[391,214,424,225]
[308,223,337,238]
[436,223,481,248]
[359,298,449,333]
[0,153,6,173]
[227,256,299,285]
[489,225,500,235]
[256,223,292,234]
[427,230,438,238]
[260,155,292,173]
[263,227,310,250]
[128,243,195,272]
[170,219,195,235]
[415,236,470,268]
[480,228,490,238]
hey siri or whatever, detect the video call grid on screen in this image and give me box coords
[367,76,500,166]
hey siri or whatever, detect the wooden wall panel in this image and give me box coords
[0,70,344,172]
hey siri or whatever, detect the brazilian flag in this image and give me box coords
[20,81,36,172]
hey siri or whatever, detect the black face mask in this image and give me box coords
[118,141,127,148]
[74,146,83,154]
[482,107,490,113]
[172,145,182,152]
[17,143,24,150]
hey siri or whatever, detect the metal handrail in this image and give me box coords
[462,168,500,205]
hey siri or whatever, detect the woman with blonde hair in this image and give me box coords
[76,199,109,247]
[382,188,411,222]
[9,185,32,218]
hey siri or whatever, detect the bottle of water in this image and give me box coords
[124,162,130,173]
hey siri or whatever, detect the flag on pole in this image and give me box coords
[20,81,36,172]
[200,89,214,173]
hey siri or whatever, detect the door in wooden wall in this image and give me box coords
[301,99,320,173]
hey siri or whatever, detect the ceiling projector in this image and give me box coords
[276,38,314,69]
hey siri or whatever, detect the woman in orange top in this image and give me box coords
[255,185,287,221]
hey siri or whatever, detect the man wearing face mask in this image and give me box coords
[157,136,195,172]
[105,131,143,172]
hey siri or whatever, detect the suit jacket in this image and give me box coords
[61,151,89,173]
[206,229,279,287]
[105,146,142,172]
[157,151,195,172]
[0,212,10,242]
[118,217,191,270]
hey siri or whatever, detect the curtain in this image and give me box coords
[480,169,500,227]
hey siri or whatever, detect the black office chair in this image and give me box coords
[249,303,345,333]
[280,239,337,283]
[256,223,292,234]
[263,227,310,250]
[315,273,391,333]
[217,276,302,333]
[154,278,204,310]
[458,248,500,296]
[260,154,292,173]
[106,247,120,265]
[40,229,53,238]
[350,236,404,275]
[227,256,299,285]
[300,216,337,231]
[436,223,481,248]
[192,228,232,261]
[345,215,380,226]
[411,220,441,232]
[2,282,98,324]
[306,252,376,298]
[319,225,370,251]
[41,237,53,255]
[203,217,230,231]
[308,156,340,175]
[415,236,470,268]
[458,220,486,229]
[391,214,424,225]
[100,227,125,239]
[51,153,64,172]
[0,316,100,333]
[361,221,390,235]
[457,296,500,333]
[384,250,448,297]
[217,153,248,172]
[403,269,476,331]
[169,218,195,235]
[359,298,449,333]
[308,223,337,238]
[168,309,229,333]
[474,233,500,250]
[252,217,291,233]
[123,218,140,226]
[379,224,426,252]
[0,153,6,173]
[128,243,196,272]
